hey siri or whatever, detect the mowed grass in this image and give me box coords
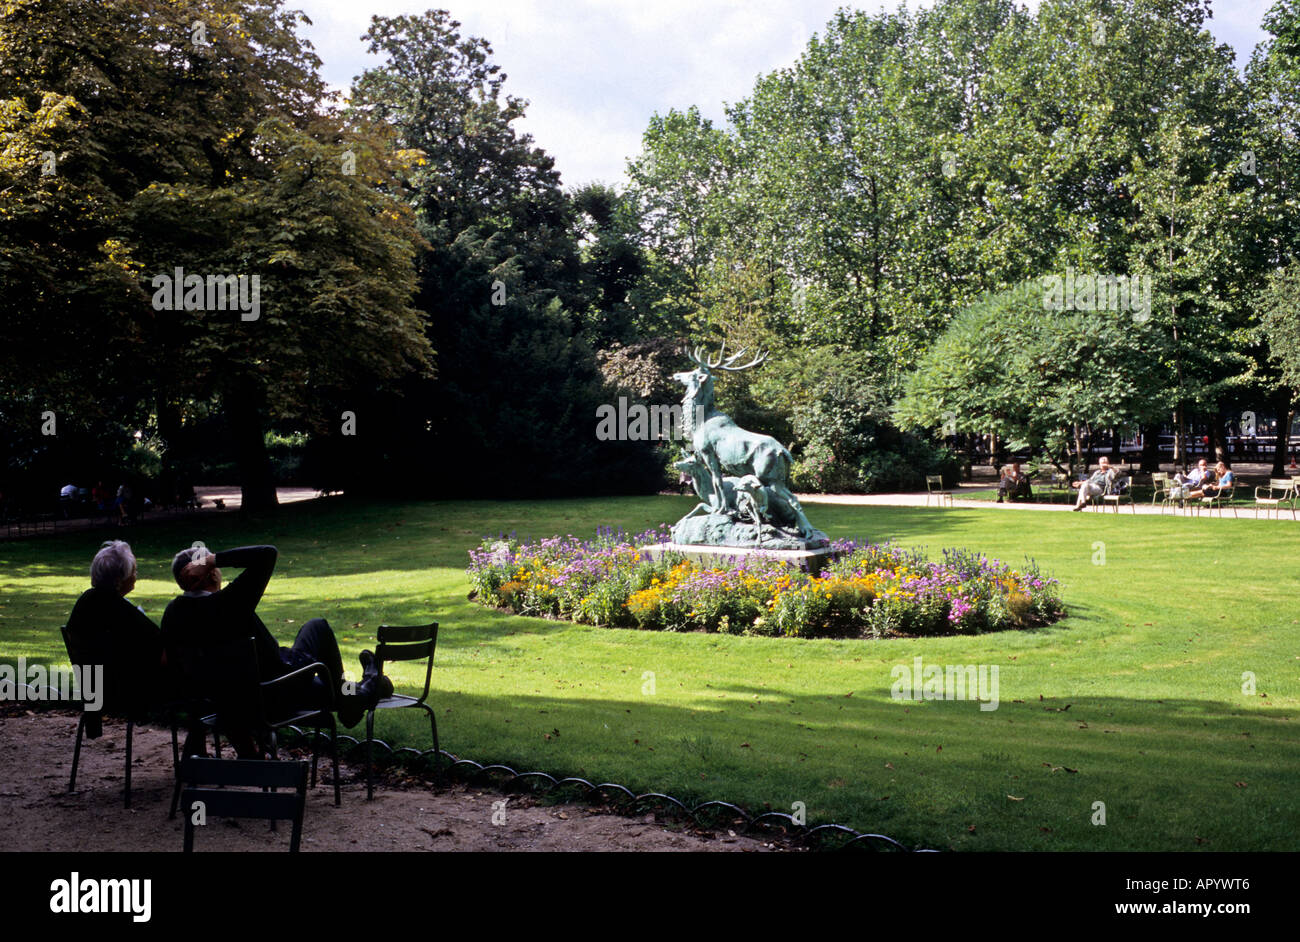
[1,495,1297,851]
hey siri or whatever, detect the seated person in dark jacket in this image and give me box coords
[65,541,166,738]
[161,545,389,757]
[996,463,1033,503]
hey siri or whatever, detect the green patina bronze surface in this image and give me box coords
[670,345,829,549]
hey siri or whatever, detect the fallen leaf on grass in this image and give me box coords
[1007,795,1024,801]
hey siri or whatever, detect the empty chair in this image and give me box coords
[364,623,440,800]
[925,475,953,508]
[179,757,308,852]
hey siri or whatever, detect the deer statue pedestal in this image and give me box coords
[670,511,829,551]
[641,540,842,575]
[668,343,830,552]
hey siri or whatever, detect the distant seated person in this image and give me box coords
[176,483,198,509]
[65,541,167,737]
[1072,456,1118,511]
[1175,458,1211,490]
[1189,461,1233,499]
[996,463,1032,503]
[162,544,391,758]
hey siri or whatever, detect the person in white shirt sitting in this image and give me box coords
[1072,456,1117,511]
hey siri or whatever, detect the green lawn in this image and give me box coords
[2,496,1297,851]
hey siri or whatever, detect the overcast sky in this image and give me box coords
[291,0,1276,190]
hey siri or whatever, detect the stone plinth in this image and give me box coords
[639,542,846,575]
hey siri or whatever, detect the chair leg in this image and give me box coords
[328,715,340,806]
[268,730,279,833]
[427,705,440,784]
[124,720,133,809]
[170,713,180,778]
[310,728,319,788]
[69,713,86,792]
[365,709,376,801]
[169,774,183,820]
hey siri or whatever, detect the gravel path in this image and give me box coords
[0,710,778,853]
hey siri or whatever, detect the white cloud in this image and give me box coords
[291,0,1273,189]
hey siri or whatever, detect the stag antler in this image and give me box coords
[715,346,767,372]
[686,342,767,373]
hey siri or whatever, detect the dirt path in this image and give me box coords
[0,710,777,852]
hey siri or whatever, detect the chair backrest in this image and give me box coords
[1269,478,1295,490]
[180,757,307,852]
[925,475,943,490]
[1151,472,1168,484]
[375,623,438,704]
[60,623,109,712]
[171,636,264,731]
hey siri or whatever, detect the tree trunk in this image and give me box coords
[1271,387,1294,478]
[1211,412,1227,465]
[225,388,278,513]
[1173,406,1185,471]
[1140,422,1161,472]
[155,394,184,504]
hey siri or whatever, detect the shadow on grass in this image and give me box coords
[352,683,1298,852]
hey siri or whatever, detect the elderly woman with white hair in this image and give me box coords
[64,541,166,735]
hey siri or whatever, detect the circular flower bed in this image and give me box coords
[467,526,1064,639]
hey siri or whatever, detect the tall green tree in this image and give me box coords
[347,11,661,496]
[0,0,432,509]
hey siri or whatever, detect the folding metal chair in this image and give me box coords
[180,757,308,852]
[365,623,440,800]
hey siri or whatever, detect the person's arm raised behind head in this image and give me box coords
[213,545,278,609]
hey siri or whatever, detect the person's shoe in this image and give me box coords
[337,668,394,728]
[338,698,364,729]
[359,649,377,678]
[1072,504,1083,511]
[996,496,1004,503]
